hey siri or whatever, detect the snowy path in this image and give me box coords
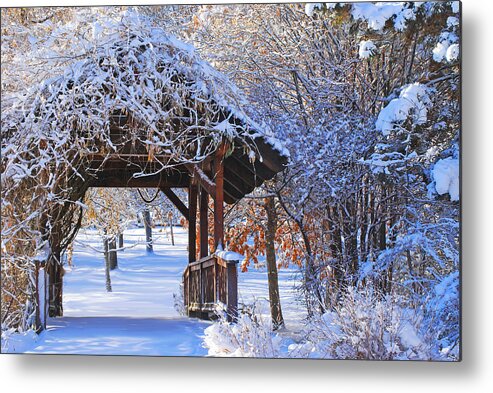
[8,226,303,356]
[29,317,209,356]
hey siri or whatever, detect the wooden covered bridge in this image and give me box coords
[2,27,288,328]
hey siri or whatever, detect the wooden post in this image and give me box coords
[199,187,209,258]
[188,183,198,263]
[213,262,217,304]
[186,269,191,316]
[226,260,238,322]
[214,144,226,250]
[199,262,204,312]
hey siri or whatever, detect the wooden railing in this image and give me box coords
[183,254,239,322]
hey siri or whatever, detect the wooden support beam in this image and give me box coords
[90,171,189,188]
[185,164,216,198]
[161,187,189,219]
[183,161,241,205]
[188,183,198,264]
[199,187,209,258]
[214,144,227,250]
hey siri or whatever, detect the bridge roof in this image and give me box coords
[2,13,288,203]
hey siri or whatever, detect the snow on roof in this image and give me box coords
[2,10,288,167]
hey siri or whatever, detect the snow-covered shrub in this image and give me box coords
[304,3,323,18]
[1,327,39,353]
[351,2,419,31]
[376,83,431,136]
[429,157,460,201]
[432,4,460,63]
[295,287,430,360]
[173,282,186,316]
[356,216,460,361]
[203,306,282,357]
[433,36,460,63]
[358,40,377,59]
[423,271,460,360]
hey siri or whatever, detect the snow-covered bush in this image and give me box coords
[430,157,460,201]
[203,306,282,357]
[294,287,430,360]
[173,282,186,316]
[376,83,431,136]
[432,7,460,64]
[358,40,377,59]
[1,327,39,353]
[424,271,460,360]
[304,3,323,18]
[351,2,419,31]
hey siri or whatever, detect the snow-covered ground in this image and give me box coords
[3,226,303,356]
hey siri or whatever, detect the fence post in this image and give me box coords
[226,260,239,322]
[184,268,190,317]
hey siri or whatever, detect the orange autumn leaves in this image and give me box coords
[224,200,306,273]
[184,197,332,273]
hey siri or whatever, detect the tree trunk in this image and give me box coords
[264,197,284,330]
[168,213,175,246]
[34,261,43,332]
[47,244,63,318]
[104,237,112,292]
[326,206,342,310]
[276,191,323,316]
[143,208,153,254]
[118,233,124,249]
[66,242,74,267]
[378,220,387,294]
[109,236,118,270]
